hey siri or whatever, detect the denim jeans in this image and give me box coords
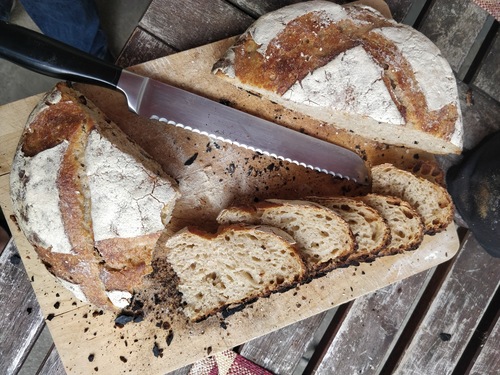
[0,0,109,60]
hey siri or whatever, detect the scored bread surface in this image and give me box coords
[371,164,454,235]
[357,193,425,255]
[165,224,307,322]
[217,199,355,276]
[10,82,180,310]
[212,1,462,154]
[308,196,391,262]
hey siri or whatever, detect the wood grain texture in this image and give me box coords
[0,240,45,375]
[418,0,490,72]
[311,268,434,374]
[226,0,302,18]
[472,27,500,103]
[468,314,500,375]
[238,312,328,374]
[117,27,177,68]
[38,346,66,375]
[139,0,253,51]
[392,232,500,374]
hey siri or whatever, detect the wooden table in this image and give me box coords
[1,1,499,374]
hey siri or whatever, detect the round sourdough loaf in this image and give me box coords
[212,0,463,154]
[10,82,180,311]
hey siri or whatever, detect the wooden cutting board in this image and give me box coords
[0,38,459,375]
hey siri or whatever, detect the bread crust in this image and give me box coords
[371,163,454,235]
[307,196,391,263]
[165,224,307,322]
[10,82,180,310]
[213,1,463,154]
[217,199,356,276]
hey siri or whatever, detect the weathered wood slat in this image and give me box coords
[468,311,500,375]
[226,0,302,18]
[0,240,45,375]
[308,267,435,374]
[37,345,66,375]
[418,0,490,73]
[391,232,500,374]
[139,0,253,51]
[238,311,328,374]
[472,24,500,103]
[117,27,178,68]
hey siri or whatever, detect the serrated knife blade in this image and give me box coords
[0,21,369,184]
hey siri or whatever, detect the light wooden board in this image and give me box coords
[0,38,460,374]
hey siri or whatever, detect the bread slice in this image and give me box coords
[308,196,390,263]
[217,199,355,276]
[165,224,307,322]
[357,193,424,255]
[371,163,454,235]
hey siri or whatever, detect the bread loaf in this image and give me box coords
[357,193,424,255]
[371,163,453,235]
[212,1,463,154]
[10,82,180,310]
[164,224,307,322]
[307,196,390,262]
[217,199,355,276]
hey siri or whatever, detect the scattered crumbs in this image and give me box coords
[47,313,55,321]
[166,330,174,346]
[26,307,32,315]
[115,314,134,328]
[88,354,95,362]
[153,342,163,358]
[439,332,452,341]
[184,153,198,166]
[119,356,128,363]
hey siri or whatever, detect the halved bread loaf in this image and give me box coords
[10,82,180,310]
[308,196,390,262]
[212,1,463,154]
[371,164,454,235]
[164,224,307,322]
[217,199,355,276]
[357,193,424,255]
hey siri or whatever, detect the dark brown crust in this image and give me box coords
[226,4,458,141]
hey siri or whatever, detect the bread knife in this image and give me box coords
[0,21,369,184]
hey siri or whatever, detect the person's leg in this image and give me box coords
[0,0,13,22]
[19,0,110,60]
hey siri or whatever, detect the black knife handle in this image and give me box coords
[0,21,122,90]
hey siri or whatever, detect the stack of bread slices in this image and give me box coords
[165,163,454,322]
